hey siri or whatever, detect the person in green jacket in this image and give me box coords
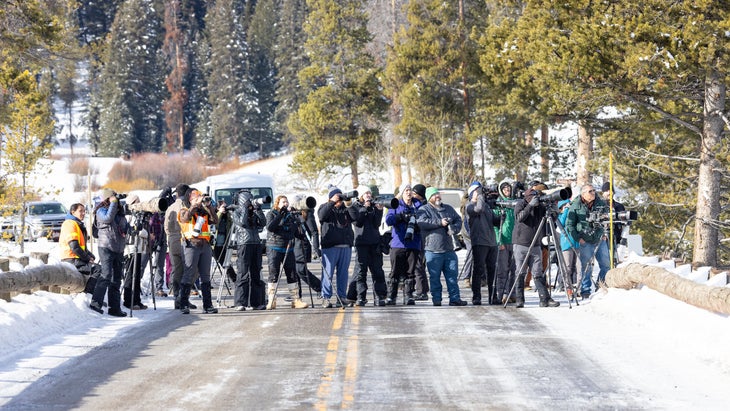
[565,184,611,299]
[494,180,516,304]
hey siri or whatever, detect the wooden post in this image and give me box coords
[0,257,10,302]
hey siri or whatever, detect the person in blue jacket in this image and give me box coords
[384,183,422,305]
[557,199,579,291]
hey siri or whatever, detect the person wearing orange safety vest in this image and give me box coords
[176,188,220,314]
[60,203,101,294]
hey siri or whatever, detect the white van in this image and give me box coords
[197,172,275,245]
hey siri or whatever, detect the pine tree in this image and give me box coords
[289,0,387,189]
[385,0,488,187]
[96,0,167,156]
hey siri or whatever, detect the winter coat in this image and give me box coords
[565,195,607,244]
[317,201,354,248]
[494,179,515,246]
[558,201,579,251]
[347,199,384,246]
[95,200,129,253]
[232,205,266,245]
[465,194,498,247]
[416,202,462,253]
[165,198,186,255]
[266,209,302,251]
[511,190,546,247]
[385,198,422,250]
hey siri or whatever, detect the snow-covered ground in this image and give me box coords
[1,146,729,408]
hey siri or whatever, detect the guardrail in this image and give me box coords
[0,252,85,302]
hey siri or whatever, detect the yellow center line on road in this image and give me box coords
[315,306,361,410]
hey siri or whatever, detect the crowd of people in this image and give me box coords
[59,179,631,316]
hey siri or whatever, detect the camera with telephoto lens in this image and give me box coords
[404,214,417,241]
[537,186,572,203]
[128,197,169,214]
[587,209,638,224]
[480,183,500,208]
[339,190,358,201]
[253,195,272,206]
[373,194,399,208]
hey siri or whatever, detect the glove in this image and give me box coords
[529,197,539,207]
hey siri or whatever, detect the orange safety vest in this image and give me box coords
[60,219,86,260]
[179,212,212,240]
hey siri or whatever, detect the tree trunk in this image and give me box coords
[0,264,86,295]
[693,69,724,268]
[575,120,591,189]
[540,124,549,182]
[606,263,730,315]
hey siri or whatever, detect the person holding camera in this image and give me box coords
[266,195,309,309]
[60,203,101,294]
[89,189,130,317]
[384,183,422,305]
[176,188,219,314]
[565,184,611,299]
[231,190,267,311]
[416,187,466,306]
[345,186,387,306]
[494,180,517,303]
[318,187,355,308]
[600,182,628,265]
[512,188,560,308]
[465,182,500,305]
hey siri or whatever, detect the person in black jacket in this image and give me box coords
[231,190,267,311]
[318,186,355,308]
[345,186,387,306]
[512,189,560,308]
[465,182,500,305]
[266,195,309,309]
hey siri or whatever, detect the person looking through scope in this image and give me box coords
[511,188,560,308]
[318,186,355,308]
[229,190,267,311]
[465,181,500,305]
[565,184,611,299]
[266,195,309,309]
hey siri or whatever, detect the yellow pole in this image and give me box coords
[608,153,614,267]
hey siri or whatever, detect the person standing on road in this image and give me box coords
[318,186,355,308]
[231,190,267,311]
[266,195,309,310]
[512,188,560,308]
[411,183,429,301]
[416,187,466,307]
[384,183,422,305]
[89,189,129,317]
[465,182,499,305]
[346,186,387,306]
[164,183,190,304]
[176,188,219,314]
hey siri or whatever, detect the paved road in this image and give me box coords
[4,256,645,410]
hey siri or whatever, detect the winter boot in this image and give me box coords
[178,283,191,314]
[266,283,277,310]
[288,283,309,309]
[201,282,218,314]
[535,276,560,307]
[515,287,525,308]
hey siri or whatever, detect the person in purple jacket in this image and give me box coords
[384,183,422,305]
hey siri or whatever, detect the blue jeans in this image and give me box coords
[92,247,124,311]
[424,251,460,303]
[579,239,610,294]
[321,247,351,300]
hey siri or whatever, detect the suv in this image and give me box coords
[14,201,68,242]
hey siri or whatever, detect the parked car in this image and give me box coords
[13,201,68,242]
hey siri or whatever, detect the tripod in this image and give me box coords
[214,223,237,308]
[504,203,579,309]
[124,212,158,317]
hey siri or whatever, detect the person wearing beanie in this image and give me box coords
[410,183,430,301]
[89,189,130,317]
[384,183,422,305]
[345,186,387,306]
[165,183,192,303]
[465,181,499,305]
[122,193,148,311]
[318,187,355,308]
[511,189,560,308]
[565,184,611,299]
[415,187,466,306]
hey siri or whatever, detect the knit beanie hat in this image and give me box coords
[328,186,342,199]
[356,185,371,199]
[398,182,412,197]
[425,187,439,201]
[467,181,482,198]
[412,184,426,198]
[99,188,115,201]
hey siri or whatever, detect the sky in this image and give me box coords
[1,145,729,408]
